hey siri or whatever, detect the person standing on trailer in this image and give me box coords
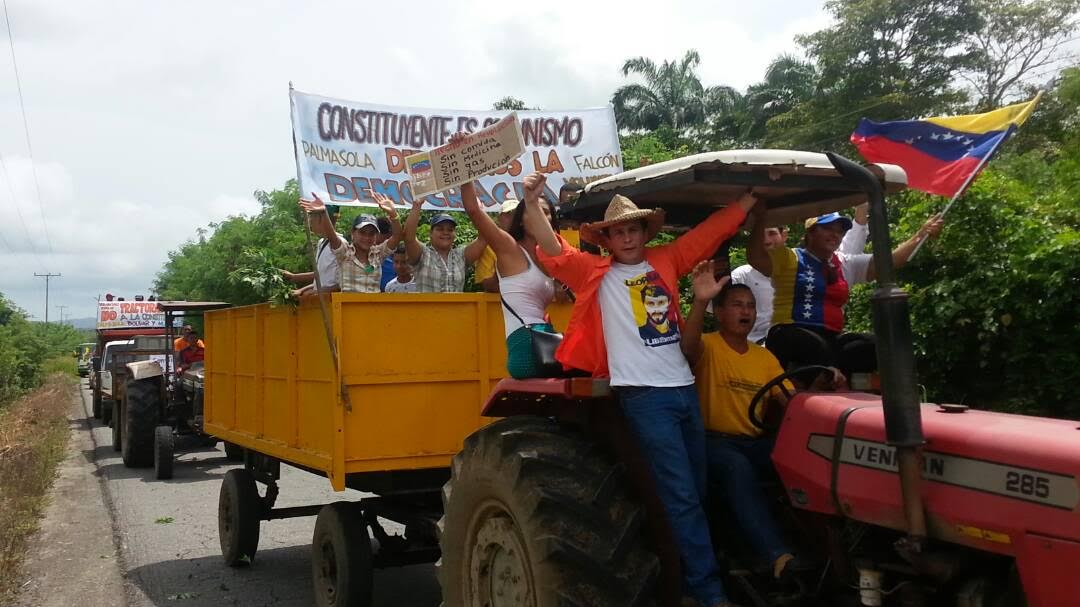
[299,191,403,293]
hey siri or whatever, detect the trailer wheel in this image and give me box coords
[311,502,373,607]
[92,386,102,420]
[154,426,174,480]
[218,469,261,567]
[224,442,245,462]
[122,379,160,468]
[111,407,121,452]
[438,416,659,607]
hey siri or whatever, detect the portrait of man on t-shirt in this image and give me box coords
[633,279,680,347]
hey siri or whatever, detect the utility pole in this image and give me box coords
[56,305,68,325]
[33,272,61,324]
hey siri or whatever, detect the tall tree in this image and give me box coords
[961,0,1080,109]
[706,54,819,148]
[770,0,980,149]
[612,50,737,136]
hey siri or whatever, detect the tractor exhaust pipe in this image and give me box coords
[826,153,927,546]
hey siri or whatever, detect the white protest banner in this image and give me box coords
[289,88,622,211]
[406,113,526,198]
[96,301,168,330]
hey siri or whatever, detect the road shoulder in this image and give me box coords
[15,384,126,607]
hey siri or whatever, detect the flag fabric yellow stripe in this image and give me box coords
[925,93,1043,134]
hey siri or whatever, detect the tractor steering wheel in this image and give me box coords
[747,365,836,432]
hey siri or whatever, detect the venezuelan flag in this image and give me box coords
[851,94,1041,197]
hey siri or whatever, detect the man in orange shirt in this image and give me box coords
[527,172,758,607]
[174,325,205,374]
[173,325,204,351]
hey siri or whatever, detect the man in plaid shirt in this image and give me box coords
[299,191,403,293]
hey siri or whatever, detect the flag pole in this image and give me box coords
[906,128,1010,260]
[907,91,1042,260]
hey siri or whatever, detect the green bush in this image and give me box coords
[0,295,87,407]
[846,160,1080,418]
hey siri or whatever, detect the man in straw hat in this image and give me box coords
[525,172,759,607]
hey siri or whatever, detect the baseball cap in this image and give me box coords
[430,214,457,227]
[352,214,378,230]
[499,199,520,214]
[804,212,853,231]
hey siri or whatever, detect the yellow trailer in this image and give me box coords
[203,292,583,606]
[204,292,535,491]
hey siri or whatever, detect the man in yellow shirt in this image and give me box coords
[682,259,801,580]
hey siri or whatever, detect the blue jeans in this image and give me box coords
[706,433,790,564]
[618,385,727,605]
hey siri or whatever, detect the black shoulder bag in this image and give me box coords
[500,297,565,378]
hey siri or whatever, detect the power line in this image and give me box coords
[0,151,41,267]
[2,0,55,261]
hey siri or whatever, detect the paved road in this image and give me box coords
[76,380,442,607]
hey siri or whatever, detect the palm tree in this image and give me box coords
[612,50,735,134]
[706,54,819,147]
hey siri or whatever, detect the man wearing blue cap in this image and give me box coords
[403,196,487,292]
[299,192,403,293]
[747,206,942,377]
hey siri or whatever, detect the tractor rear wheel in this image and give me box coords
[121,379,160,468]
[154,426,174,480]
[311,502,373,607]
[438,415,659,607]
[218,468,261,567]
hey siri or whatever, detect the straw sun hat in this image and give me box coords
[579,194,665,247]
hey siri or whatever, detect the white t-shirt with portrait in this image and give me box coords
[598,260,695,388]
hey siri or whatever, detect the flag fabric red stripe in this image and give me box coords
[851,134,983,197]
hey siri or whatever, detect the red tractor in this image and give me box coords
[437,152,1080,607]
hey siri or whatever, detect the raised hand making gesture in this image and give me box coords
[691,259,731,303]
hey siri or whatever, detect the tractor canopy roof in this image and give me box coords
[562,150,907,228]
[155,301,231,313]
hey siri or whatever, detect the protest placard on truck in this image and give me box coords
[289,87,621,211]
[96,301,169,330]
[406,113,526,198]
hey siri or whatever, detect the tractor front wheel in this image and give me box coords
[438,415,659,606]
[101,398,113,426]
[154,426,174,480]
[92,386,102,420]
[111,407,121,452]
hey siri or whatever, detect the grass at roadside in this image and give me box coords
[41,355,77,377]
[0,372,75,602]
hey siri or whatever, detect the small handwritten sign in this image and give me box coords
[406,113,526,198]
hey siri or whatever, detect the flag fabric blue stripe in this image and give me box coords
[853,119,1011,162]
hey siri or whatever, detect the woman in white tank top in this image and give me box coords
[460,173,559,378]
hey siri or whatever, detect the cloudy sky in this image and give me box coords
[0,0,830,322]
